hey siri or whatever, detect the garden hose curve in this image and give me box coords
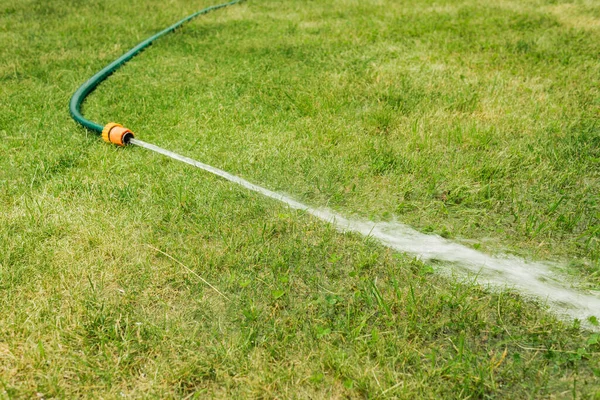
[69,0,244,143]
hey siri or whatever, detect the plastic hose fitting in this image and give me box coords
[102,123,134,146]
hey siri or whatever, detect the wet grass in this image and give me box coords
[1,0,600,397]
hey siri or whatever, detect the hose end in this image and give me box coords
[102,123,134,146]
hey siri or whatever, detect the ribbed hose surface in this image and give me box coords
[69,0,243,133]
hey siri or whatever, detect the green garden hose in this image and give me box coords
[69,0,244,141]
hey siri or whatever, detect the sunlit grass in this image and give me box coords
[1,0,599,397]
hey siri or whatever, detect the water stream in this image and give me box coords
[131,138,600,330]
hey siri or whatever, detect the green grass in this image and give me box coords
[1,0,600,397]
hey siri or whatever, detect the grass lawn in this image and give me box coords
[1,0,600,397]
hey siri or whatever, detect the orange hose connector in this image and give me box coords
[102,123,134,146]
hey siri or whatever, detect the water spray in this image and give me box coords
[69,0,600,329]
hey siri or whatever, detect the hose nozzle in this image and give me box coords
[102,123,134,146]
